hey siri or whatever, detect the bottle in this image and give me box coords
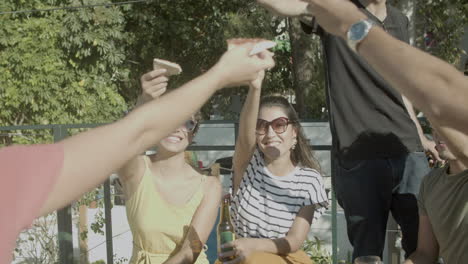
[426,150,435,168]
[217,193,236,262]
[426,150,446,168]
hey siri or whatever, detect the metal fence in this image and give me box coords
[1,121,340,264]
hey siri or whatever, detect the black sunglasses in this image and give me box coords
[180,120,198,132]
[256,117,293,135]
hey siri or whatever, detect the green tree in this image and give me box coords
[0,0,127,145]
[288,18,326,119]
[394,0,468,65]
[119,0,309,119]
[416,0,468,65]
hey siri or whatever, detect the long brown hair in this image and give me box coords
[185,111,203,170]
[259,95,321,172]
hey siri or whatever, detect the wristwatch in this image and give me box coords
[346,19,376,52]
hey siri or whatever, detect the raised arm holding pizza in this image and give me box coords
[135,59,182,106]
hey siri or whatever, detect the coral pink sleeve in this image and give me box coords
[0,143,64,263]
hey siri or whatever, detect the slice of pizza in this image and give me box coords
[153,59,182,76]
[227,38,276,56]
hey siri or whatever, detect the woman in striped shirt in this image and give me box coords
[219,71,328,264]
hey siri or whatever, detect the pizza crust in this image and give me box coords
[227,38,276,56]
[153,59,182,76]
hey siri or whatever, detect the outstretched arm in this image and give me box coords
[304,0,468,165]
[232,71,265,194]
[401,96,441,162]
[38,45,275,216]
[358,28,468,133]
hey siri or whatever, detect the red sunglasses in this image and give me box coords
[256,117,292,135]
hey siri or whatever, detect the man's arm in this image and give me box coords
[358,28,468,132]
[304,0,468,165]
[403,214,439,264]
[304,0,468,130]
[402,96,441,162]
[355,25,468,166]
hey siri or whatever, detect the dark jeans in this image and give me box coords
[333,152,430,261]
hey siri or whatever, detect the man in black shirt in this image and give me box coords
[257,0,436,260]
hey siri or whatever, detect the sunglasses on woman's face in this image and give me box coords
[256,117,292,135]
[180,120,198,132]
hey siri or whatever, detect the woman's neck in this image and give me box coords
[150,152,191,180]
[264,153,296,177]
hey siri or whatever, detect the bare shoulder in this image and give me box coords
[118,155,146,184]
[202,175,223,198]
[205,175,222,187]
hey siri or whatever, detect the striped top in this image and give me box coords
[231,149,328,239]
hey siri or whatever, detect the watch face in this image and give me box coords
[350,22,366,41]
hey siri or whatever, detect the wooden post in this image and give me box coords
[211,163,221,178]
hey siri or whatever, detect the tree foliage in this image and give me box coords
[0,0,127,144]
[120,0,295,119]
[415,0,468,65]
[394,0,468,65]
[1,0,466,137]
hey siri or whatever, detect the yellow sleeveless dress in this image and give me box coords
[126,156,209,264]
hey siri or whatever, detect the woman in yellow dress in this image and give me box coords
[118,69,222,264]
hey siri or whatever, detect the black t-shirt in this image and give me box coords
[302,3,423,160]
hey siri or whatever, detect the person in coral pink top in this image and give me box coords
[0,144,64,264]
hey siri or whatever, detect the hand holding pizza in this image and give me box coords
[139,68,170,102]
[212,39,275,88]
[153,59,182,76]
[138,59,182,102]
